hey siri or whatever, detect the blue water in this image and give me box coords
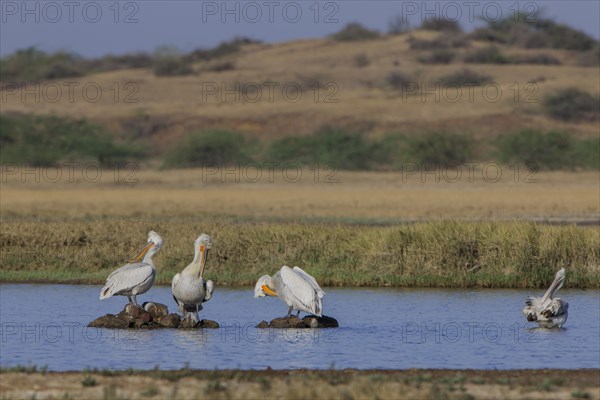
[0,284,598,371]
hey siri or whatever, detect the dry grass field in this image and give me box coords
[1,168,598,222]
[1,369,598,400]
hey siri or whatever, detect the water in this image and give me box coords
[1,284,598,371]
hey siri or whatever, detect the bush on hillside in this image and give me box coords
[331,23,380,41]
[266,127,376,170]
[543,88,600,122]
[0,113,142,165]
[163,130,254,168]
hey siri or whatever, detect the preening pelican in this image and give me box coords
[100,231,163,305]
[523,268,569,328]
[171,234,214,323]
[254,266,324,317]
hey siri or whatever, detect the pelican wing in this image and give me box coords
[100,262,154,299]
[292,266,325,298]
[279,266,323,316]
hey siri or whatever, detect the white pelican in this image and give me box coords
[523,268,569,328]
[100,231,163,305]
[254,266,324,317]
[171,234,214,323]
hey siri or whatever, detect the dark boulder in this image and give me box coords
[256,315,339,328]
[303,315,339,328]
[198,319,220,329]
[158,313,181,328]
[87,314,132,329]
[256,320,269,328]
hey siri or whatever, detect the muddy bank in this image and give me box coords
[0,369,598,400]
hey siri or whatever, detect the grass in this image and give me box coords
[1,218,598,288]
[2,369,598,400]
[81,375,97,387]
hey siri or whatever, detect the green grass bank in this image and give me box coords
[1,220,598,288]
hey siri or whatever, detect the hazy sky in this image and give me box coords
[1,1,599,57]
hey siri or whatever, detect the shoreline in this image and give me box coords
[1,368,598,400]
[1,277,599,289]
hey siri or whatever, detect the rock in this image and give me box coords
[158,313,181,328]
[123,304,145,317]
[198,319,220,329]
[269,316,307,328]
[88,301,219,329]
[87,314,132,329]
[256,320,269,329]
[143,302,169,319]
[180,316,199,329]
[302,315,339,328]
[134,312,152,328]
[256,315,339,329]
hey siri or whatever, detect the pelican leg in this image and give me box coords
[296,310,301,317]
[127,296,133,304]
[286,306,293,317]
[131,295,138,306]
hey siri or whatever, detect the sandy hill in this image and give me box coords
[2,30,598,146]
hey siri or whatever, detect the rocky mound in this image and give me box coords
[88,302,219,329]
[256,315,338,328]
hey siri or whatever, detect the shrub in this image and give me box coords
[573,137,600,170]
[386,71,416,91]
[510,54,561,65]
[0,113,142,166]
[266,127,376,170]
[82,53,154,73]
[496,130,575,170]
[388,16,411,35]
[331,23,380,41]
[0,47,83,82]
[470,14,598,51]
[408,34,469,50]
[405,132,474,165]
[353,53,370,68]
[436,69,492,86]
[543,88,600,122]
[464,46,509,64]
[163,130,254,168]
[187,37,260,62]
[420,18,462,32]
[418,50,456,65]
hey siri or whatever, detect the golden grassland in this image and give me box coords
[1,168,599,287]
[2,31,599,140]
[1,368,598,400]
[1,168,599,222]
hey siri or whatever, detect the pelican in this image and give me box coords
[171,234,214,323]
[100,231,163,306]
[523,268,569,328]
[254,266,324,317]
